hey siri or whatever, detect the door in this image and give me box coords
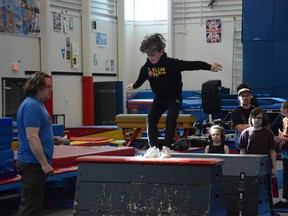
[2,78,27,120]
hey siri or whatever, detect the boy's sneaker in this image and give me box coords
[143,146,160,158]
[160,146,172,158]
[273,200,288,208]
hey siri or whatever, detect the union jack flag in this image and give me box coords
[206,19,222,43]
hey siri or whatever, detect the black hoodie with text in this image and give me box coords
[133,53,211,99]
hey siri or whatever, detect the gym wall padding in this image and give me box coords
[243,0,288,99]
[243,41,274,95]
[243,0,274,42]
[82,76,94,126]
[273,41,288,87]
[274,0,288,41]
[44,77,53,121]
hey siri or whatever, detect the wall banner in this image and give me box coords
[206,19,222,43]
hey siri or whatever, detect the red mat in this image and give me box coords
[65,127,116,137]
[53,145,135,166]
[69,137,109,141]
[76,155,225,166]
[1,146,135,187]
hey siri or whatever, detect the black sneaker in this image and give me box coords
[274,200,288,208]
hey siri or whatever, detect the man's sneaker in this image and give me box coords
[160,146,172,158]
[143,146,160,158]
[273,200,288,208]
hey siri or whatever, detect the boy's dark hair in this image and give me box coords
[140,33,166,55]
[24,72,51,97]
[248,107,269,127]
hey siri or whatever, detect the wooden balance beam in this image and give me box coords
[115,114,196,147]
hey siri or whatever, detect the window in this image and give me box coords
[125,0,167,21]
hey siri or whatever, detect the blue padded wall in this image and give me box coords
[243,0,288,99]
[273,41,288,87]
[243,41,273,92]
[274,0,288,41]
[243,0,274,42]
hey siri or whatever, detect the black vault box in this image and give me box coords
[172,153,273,216]
[73,156,227,216]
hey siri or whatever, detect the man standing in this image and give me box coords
[16,72,60,216]
[231,87,255,149]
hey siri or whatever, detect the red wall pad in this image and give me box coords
[82,76,94,125]
[44,77,53,120]
[74,156,227,215]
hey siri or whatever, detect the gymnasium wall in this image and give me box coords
[0,34,40,117]
[0,0,244,126]
[243,0,288,99]
[172,0,242,92]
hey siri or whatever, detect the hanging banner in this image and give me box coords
[206,19,222,43]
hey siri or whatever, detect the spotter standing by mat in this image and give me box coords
[16,72,62,216]
[126,33,222,158]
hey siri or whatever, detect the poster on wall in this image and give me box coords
[96,32,107,47]
[53,12,61,32]
[66,37,71,60]
[63,17,69,33]
[71,42,79,69]
[0,0,40,36]
[206,19,221,43]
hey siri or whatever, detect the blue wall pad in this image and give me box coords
[243,41,274,94]
[135,90,154,99]
[0,126,13,139]
[273,41,288,87]
[274,0,288,41]
[0,149,15,178]
[52,124,64,137]
[274,89,288,100]
[0,142,12,151]
[0,117,13,127]
[243,0,274,42]
[0,126,13,150]
[243,0,288,98]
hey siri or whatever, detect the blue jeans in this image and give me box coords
[16,161,47,216]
